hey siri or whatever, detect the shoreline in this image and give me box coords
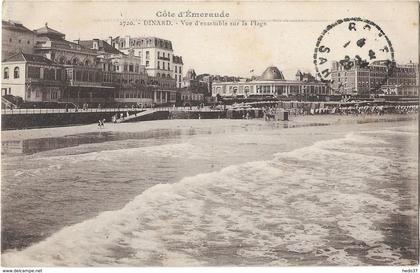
[1,113,417,142]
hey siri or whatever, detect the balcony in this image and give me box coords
[157,56,170,61]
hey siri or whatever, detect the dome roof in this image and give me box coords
[261,66,285,80]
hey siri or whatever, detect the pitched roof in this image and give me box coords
[34,23,65,39]
[79,39,122,54]
[2,20,34,34]
[3,51,55,65]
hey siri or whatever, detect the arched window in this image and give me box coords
[14,67,20,79]
[4,67,9,79]
[157,73,160,78]
[72,58,79,65]
[167,74,170,78]
[85,59,90,66]
[59,56,66,64]
[232,86,238,95]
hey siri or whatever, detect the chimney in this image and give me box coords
[107,36,113,46]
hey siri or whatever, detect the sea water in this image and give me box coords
[1,120,418,266]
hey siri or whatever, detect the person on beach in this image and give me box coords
[98,119,102,129]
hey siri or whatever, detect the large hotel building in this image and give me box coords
[1,21,184,106]
[330,60,419,97]
[108,36,184,89]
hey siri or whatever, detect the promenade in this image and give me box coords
[1,102,417,130]
[1,106,219,115]
[0,106,226,130]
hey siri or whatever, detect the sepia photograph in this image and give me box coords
[1,0,419,271]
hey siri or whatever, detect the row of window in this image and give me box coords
[112,63,141,73]
[27,90,59,99]
[121,38,171,49]
[114,90,173,100]
[58,56,94,67]
[4,67,19,79]
[4,65,177,88]
[174,66,182,74]
[216,85,326,95]
[156,73,171,78]
[157,61,170,71]
[8,38,31,45]
[114,91,154,99]
[27,66,63,81]
[157,51,171,59]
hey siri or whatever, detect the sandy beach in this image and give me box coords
[1,113,417,142]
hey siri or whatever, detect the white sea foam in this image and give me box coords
[2,131,414,266]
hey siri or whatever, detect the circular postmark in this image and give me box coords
[313,17,395,96]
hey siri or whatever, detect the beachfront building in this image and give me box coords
[331,60,419,96]
[173,55,183,88]
[109,36,175,78]
[1,52,65,101]
[2,20,36,61]
[2,21,180,106]
[108,36,179,105]
[32,24,117,105]
[177,69,210,105]
[212,66,328,99]
[100,53,176,106]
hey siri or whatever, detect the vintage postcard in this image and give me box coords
[1,0,418,271]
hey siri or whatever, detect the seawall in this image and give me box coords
[1,111,140,130]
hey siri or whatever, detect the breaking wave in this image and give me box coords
[2,132,416,266]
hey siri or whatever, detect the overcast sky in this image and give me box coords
[3,1,418,79]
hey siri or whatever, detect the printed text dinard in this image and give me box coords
[155,10,230,18]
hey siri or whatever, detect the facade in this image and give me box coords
[2,20,36,61]
[2,21,185,106]
[110,36,175,78]
[100,53,176,106]
[173,55,183,88]
[331,60,419,96]
[2,52,65,101]
[212,66,328,99]
[31,24,114,105]
[34,23,98,67]
[108,36,180,105]
[178,69,209,105]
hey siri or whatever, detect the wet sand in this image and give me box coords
[2,113,417,142]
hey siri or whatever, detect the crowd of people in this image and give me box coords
[286,104,418,116]
[259,104,418,120]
